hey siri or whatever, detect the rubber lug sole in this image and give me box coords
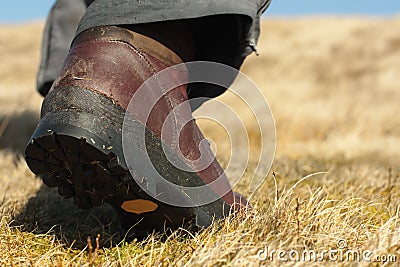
[25,87,230,232]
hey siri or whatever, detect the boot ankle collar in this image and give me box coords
[72,26,183,66]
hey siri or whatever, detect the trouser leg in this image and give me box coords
[37,0,88,96]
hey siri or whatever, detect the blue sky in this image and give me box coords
[0,0,399,23]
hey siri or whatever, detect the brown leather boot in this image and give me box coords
[25,25,249,233]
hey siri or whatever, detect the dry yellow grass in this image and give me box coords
[0,17,399,266]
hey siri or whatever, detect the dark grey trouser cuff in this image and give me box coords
[78,0,271,59]
[37,0,87,96]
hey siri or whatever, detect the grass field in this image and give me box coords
[0,17,399,266]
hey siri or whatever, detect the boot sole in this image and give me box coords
[25,87,229,232]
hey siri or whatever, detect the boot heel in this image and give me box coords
[25,85,128,209]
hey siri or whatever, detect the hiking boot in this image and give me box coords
[25,25,249,233]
